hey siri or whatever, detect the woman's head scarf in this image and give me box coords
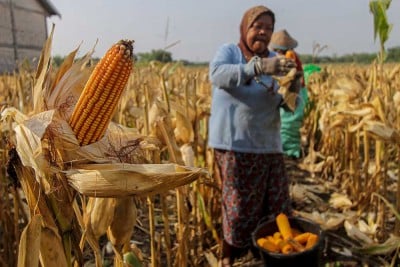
[238,5,275,62]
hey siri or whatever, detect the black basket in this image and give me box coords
[252,216,324,267]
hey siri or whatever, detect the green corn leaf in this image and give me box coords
[197,190,220,243]
[369,0,393,61]
[369,0,392,42]
[353,235,400,255]
[123,251,143,267]
[372,192,400,222]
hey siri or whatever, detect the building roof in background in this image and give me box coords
[37,0,61,17]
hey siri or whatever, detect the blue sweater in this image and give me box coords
[208,43,283,153]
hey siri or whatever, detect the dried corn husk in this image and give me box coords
[294,210,351,231]
[65,163,208,197]
[87,197,116,239]
[291,183,325,205]
[180,143,195,167]
[107,197,137,249]
[329,192,353,210]
[330,75,363,103]
[274,68,298,112]
[171,101,194,144]
[1,106,158,167]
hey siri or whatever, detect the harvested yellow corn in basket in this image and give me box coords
[257,213,320,255]
[69,39,134,146]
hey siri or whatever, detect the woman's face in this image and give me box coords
[245,14,274,55]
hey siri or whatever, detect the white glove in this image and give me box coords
[254,56,297,76]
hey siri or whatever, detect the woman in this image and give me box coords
[208,5,299,266]
[269,29,307,159]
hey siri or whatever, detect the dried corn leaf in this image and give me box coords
[13,112,54,190]
[364,120,400,142]
[335,105,376,117]
[291,183,324,205]
[348,114,376,133]
[393,91,400,108]
[331,75,363,102]
[148,100,169,140]
[298,159,326,173]
[203,251,218,267]
[329,192,353,210]
[358,219,378,236]
[330,89,353,102]
[65,163,208,197]
[49,45,80,93]
[33,24,54,114]
[370,96,386,123]
[39,227,68,267]
[294,210,349,230]
[344,220,374,245]
[18,214,42,267]
[1,106,28,125]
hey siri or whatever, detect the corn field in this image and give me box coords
[1,31,400,267]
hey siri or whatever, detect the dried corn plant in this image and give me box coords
[1,26,208,267]
[118,60,220,267]
[298,62,400,264]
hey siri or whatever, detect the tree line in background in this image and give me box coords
[301,46,400,64]
[52,46,400,67]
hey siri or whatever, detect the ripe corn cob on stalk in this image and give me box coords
[69,39,134,146]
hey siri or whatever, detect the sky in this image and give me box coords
[47,0,400,62]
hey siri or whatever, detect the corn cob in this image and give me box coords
[281,242,294,254]
[305,233,319,249]
[276,213,293,240]
[285,50,297,61]
[69,39,134,146]
[273,231,282,240]
[267,235,279,245]
[286,238,305,252]
[257,238,280,253]
[276,213,305,252]
[291,228,302,237]
[293,232,311,245]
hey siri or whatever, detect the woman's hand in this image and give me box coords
[254,57,296,76]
